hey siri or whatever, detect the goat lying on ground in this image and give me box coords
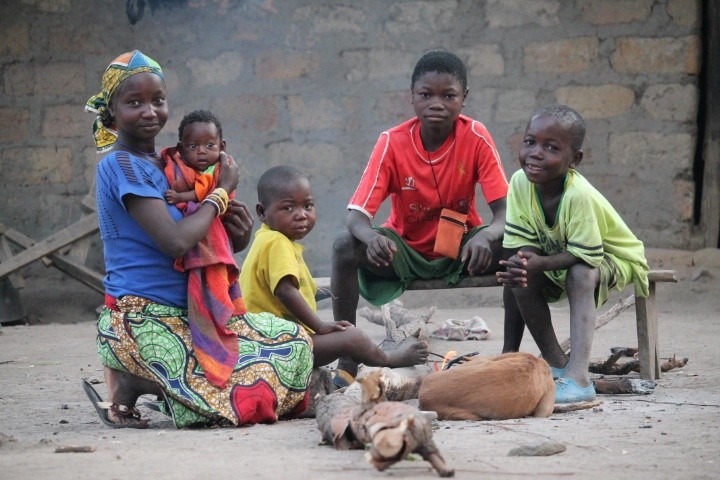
[418,352,555,420]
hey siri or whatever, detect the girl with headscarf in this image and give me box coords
[83,50,313,428]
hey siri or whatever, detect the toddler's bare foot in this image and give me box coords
[384,336,429,368]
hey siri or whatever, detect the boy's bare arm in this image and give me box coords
[462,197,506,274]
[274,276,352,334]
[480,197,507,243]
[521,250,583,274]
[346,209,396,267]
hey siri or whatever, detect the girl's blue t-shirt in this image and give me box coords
[96,150,187,307]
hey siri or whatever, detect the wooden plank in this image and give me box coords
[314,274,499,296]
[316,270,675,292]
[66,185,97,263]
[42,253,104,294]
[0,235,25,289]
[647,270,678,283]
[2,227,104,294]
[0,213,98,279]
[635,281,660,380]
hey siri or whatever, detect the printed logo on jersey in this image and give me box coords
[406,203,442,224]
[402,176,416,190]
[538,230,565,254]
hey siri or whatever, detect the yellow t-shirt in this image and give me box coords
[239,223,317,331]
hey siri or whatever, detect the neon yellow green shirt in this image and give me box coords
[503,169,649,299]
[239,224,317,330]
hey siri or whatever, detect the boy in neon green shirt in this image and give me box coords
[497,105,649,403]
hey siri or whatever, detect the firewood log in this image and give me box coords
[594,377,656,395]
[315,369,454,477]
[353,371,454,477]
[342,364,434,402]
[589,349,689,375]
[315,391,362,450]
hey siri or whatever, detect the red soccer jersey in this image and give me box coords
[349,115,508,258]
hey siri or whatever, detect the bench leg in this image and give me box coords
[635,281,660,380]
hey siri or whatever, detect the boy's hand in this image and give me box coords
[497,257,528,287]
[496,251,543,287]
[315,320,353,335]
[164,189,179,205]
[461,233,493,275]
[366,234,397,267]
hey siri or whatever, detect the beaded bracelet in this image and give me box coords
[213,188,229,205]
[202,197,223,216]
[202,188,230,216]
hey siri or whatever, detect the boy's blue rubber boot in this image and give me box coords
[554,378,596,403]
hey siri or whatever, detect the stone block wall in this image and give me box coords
[0,0,705,275]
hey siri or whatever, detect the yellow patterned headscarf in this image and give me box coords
[85,50,164,152]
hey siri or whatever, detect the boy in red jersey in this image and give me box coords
[330,50,508,385]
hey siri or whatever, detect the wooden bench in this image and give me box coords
[315,269,677,380]
[0,189,103,324]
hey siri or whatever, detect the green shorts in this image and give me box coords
[358,226,488,306]
[541,253,635,308]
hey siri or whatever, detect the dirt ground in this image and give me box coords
[1,252,719,480]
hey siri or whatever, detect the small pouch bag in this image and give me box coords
[433,208,468,259]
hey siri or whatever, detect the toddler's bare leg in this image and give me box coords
[311,328,428,370]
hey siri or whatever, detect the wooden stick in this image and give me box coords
[589,350,689,375]
[661,354,688,371]
[560,295,636,354]
[54,445,96,453]
[553,399,602,413]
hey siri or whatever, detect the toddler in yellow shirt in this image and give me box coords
[240,166,429,380]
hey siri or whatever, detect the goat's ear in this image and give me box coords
[358,370,384,403]
[378,376,387,400]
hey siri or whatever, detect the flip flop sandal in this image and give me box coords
[330,369,355,389]
[148,389,180,427]
[82,379,149,429]
[141,395,171,417]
